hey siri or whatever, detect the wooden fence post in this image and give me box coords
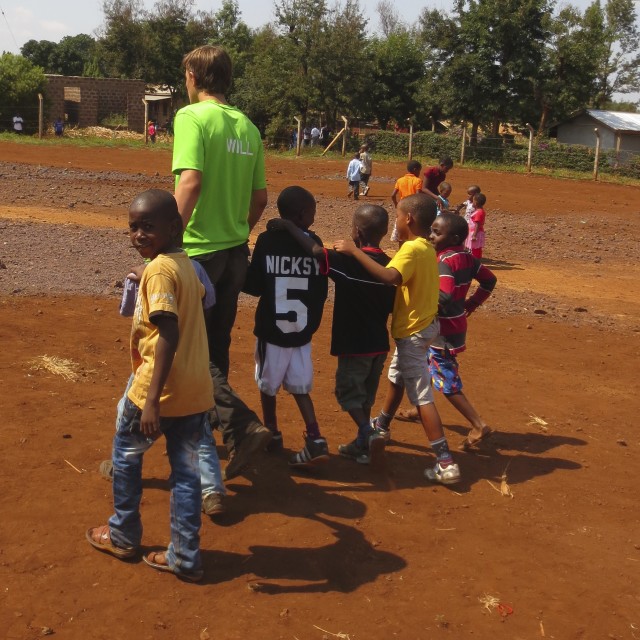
[526,123,535,173]
[341,116,348,157]
[38,93,44,139]
[408,122,414,161]
[593,128,601,181]
[294,116,302,157]
[143,99,149,143]
[460,122,466,165]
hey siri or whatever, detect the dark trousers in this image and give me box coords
[196,244,263,452]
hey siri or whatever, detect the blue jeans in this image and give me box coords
[199,419,225,497]
[108,389,205,574]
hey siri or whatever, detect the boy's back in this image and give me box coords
[129,251,212,415]
[244,228,328,347]
[394,173,423,200]
[323,249,395,356]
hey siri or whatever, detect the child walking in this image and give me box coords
[359,144,373,195]
[87,189,213,582]
[396,213,497,449]
[346,152,361,199]
[270,204,395,466]
[335,194,461,484]
[465,192,487,258]
[243,186,330,468]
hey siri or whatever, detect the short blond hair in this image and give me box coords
[182,45,233,95]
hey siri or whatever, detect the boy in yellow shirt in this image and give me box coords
[87,189,213,581]
[335,193,460,484]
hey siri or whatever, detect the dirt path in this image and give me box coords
[1,141,639,640]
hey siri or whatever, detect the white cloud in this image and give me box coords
[39,20,69,37]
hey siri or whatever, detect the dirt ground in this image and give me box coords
[0,141,639,640]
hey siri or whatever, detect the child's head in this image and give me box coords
[183,45,233,98]
[429,212,468,252]
[466,185,481,200]
[439,156,454,173]
[353,151,360,159]
[276,186,316,230]
[128,189,183,260]
[473,192,487,208]
[396,193,438,240]
[360,144,369,153]
[351,204,388,248]
[438,181,452,199]
[407,159,422,177]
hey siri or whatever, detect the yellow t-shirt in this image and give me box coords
[128,251,213,417]
[386,237,439,339]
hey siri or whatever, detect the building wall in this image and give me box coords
[557,113,640,153]
[45,75,146,133]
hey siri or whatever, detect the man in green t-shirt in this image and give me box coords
[173,45,271,483]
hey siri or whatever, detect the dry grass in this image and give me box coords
[29,355,92,381]
[528,414,549,431]
[478,593,500,612]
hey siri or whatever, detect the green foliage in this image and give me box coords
[0,54,47,131]
[100,113,128,127]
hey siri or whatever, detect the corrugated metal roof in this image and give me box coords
[587,110,640,132]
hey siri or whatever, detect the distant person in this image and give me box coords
[303,126,311,146]
[311,125,320,146]
[54,117,64,137]
[464,193,487,258]
[320,125,328,145]
[172,44,271,480]
[455,185,481,217]
[437,181,452,213]
[148,120,156,143]
[422,156,453,202]
[390,160,423,243]
[86,189,213,582]
[13,114,24,134]
[346,151,361,200]
[359,144,373,196]
[243,186,330,469]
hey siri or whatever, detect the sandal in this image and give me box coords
[459,427,494,451]
[143,550,204,583]
[395,408,420,423]
[86,525,136,559]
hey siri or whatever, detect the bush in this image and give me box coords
[100,113,128,128]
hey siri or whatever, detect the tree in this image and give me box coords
[587,0,640,106]
[20,40,57,70]
[0,54,47,130]
[50,34,98,76]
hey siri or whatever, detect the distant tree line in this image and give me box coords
[5,0,640,140]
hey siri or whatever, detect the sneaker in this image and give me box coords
[363,186,369,195]
[289,433,329,469]
[202,492,226,516]
[424,461,461,485]
[265,431,283,452]
[223,423,272,480]
[371,417,391,442]
[338,439,367,461]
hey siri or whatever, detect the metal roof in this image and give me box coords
[586,110,640,132]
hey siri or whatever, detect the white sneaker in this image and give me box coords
[424,461,461,485]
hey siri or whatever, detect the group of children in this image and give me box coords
[87,159,497,581]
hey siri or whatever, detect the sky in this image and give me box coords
[3,0,638,55]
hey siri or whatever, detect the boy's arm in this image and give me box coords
[391,188,399,207]
[242,237,264,297]
[334,238,401,286]
[175,169,202,229]
[267,218,324,259]
[140,314,179,437]
[465,264,497,316]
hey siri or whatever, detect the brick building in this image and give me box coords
[45,75,146,133]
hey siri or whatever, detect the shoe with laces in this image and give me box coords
[366,431,386,466]
[371,417,391,442]
[223,423,272,480]
[289,433,329,469]
[265,431,283,452]
[424,461,461,485]
[338,439,367,461]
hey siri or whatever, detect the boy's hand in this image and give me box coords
[140,399,161,438]
[334,238,357,254]
[128,264,146,282]
[266,218,294,232]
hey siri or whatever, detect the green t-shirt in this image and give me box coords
[172,100,266,256]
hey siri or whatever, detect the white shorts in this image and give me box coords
[255,340,313,396]
[387,319,439,406]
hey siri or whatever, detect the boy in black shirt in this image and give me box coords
[270,204,395,466]
[244,186,329,469]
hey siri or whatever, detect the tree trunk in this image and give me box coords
[470,120,480,146]
[538,103,551,135]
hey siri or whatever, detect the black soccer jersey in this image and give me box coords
[244,228,328,348]
[323,247,395,356]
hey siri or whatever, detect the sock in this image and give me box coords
[375,411,393,431]
[306,421,321,440]
[356,420,374,447]
[265,422,279,435]
[430,437,453,467]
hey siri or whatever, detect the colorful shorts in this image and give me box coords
[428,347,463,395]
